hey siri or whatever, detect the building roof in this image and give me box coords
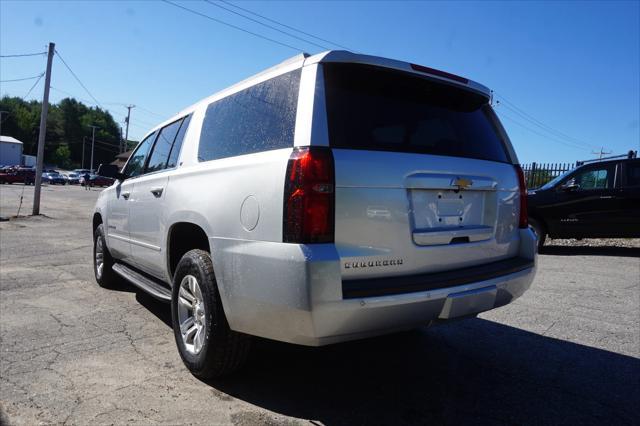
[115,149,133,160]
[0,135,24,145]
[111,149,133,170]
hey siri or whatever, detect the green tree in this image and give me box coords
[51,144,72,169]
[0,95,122,167]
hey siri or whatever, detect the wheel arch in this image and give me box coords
[92,211,103,231]
[528,214,549,237]
[166,221,211,280]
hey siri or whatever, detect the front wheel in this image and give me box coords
[528,218,546,252]
[93,224,120,288]
[171,249,251,379]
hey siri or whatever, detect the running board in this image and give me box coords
[112,263,172,302]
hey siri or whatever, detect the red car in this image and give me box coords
[0,167,35,185]
[81,174,115,187]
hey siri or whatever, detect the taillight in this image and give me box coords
[515,165,528,229]
[283,147,335,243]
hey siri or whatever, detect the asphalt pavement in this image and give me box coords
[1,184,639,425]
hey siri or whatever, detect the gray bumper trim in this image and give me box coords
[342,256,534,299]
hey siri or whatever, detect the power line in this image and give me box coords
[24,73,44,99]
[135,106,168,120]
[162,0,306,52]
[49,86,153,130]
[102,102,167,121]
[497,100,597,150]
[1,73,44,83]
[204,0,330,50]
[0,51,46,58]
[66,139,120,152]
[54,49,104,109]
[497,110,590,151]
[219,0,351,50]
[494,92,598,149]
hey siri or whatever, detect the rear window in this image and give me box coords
[198,69,301,162]
[323,63,511,163]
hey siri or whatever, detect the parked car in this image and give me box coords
[92,50,537,378]
[90,175,115,187]
[0,167,35,185]
[81,174,114,187]
[527,153,639,249]
[66,172,81,185]
[42,171,66,185]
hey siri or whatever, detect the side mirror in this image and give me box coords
[96,164,124,181]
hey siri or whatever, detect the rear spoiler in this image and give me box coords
[305,50,491,98]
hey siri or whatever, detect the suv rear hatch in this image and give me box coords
[322,63,522,284]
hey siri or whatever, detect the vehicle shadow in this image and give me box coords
[130,291,640,424]
[135,291,173,328]
[211,320,639,425]
[541,245,640,258]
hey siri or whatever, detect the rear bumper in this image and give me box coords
[211,228,537,346]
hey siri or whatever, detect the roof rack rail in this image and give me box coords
[576,150,637,166]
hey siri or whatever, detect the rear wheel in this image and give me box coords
[528,218,546,251]
[171,249,251,378]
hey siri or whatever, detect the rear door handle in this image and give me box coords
[121,191,130,200]
[150,187,164,198]
[599,196,613,199]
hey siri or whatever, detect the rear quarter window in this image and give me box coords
[323,63,511,163]
[624,161,640,187]
[198,69,301,162]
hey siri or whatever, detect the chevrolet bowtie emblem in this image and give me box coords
[453,177,473,189]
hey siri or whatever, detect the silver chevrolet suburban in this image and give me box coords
[92,51,537,378]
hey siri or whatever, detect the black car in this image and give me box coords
[527,154,639,249]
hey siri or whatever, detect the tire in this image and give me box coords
[171,249,251,379]
[93,224,120,288]
[528,218,546,251]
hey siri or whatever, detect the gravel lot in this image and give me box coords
[1,184,639,425]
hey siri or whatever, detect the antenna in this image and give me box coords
[591,147,612,160]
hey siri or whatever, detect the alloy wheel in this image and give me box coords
[177,275,206,355]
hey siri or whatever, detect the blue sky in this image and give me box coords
[1,0,638,164]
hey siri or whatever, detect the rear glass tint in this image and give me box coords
[625,161,640,187]
[323,63,510,163]
[198,69,301,162]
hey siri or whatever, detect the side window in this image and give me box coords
[624,162,640,187]
[198,69,301,162]
[123,132,157,178]
[571,166,612,190]
[145,118,184,173]
[167,115,191,169]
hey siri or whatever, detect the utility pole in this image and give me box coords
[32,42,55,216]
[89,125,99,172]
[81,136,86,169]
[124,104,134,153]
[0,111,9,137]
[591,147,612,159]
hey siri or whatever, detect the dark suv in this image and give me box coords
[527,153,640,249]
